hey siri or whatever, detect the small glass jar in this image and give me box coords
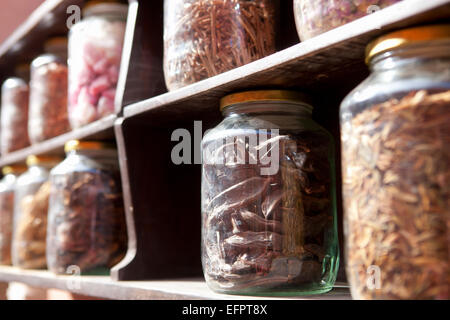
[68,2,127,129]
[0,165,27,265]
[12,155,61,269]
[29,37,70,144]
[0,76,30,154]
[163,0,279,91]
[47,140,127,275]
[340,25,450,300]
[201,90,339,295]
[293,0,403,41]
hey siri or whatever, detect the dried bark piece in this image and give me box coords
[342,90,450,300]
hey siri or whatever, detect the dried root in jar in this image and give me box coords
[202,131,335,291]
[342,90,450,300]
[164,0,278,90]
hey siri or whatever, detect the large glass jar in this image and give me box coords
[201,90,339,295]
[293,0,403,41]
[68,2,127,129]
[47,140,127,275]
[0,77,30,154]
[0,165,27,265]
[340,25,450,300]
[163,0,279,91]
[12,155,61,269]
[29,37,70,144]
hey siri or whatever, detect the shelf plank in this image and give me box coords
[123,0,450,123]
[0,266,351,300]
[0,114,116,167]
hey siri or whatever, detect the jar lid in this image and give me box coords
[26,155,62,167]
[83,1,128,18]
[366,24,450,64]
[64,140,116,153]
[2,165,27,175]
[220,90,312,111]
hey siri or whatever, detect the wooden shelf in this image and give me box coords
[0,115,116,167]
[123,0,450,124]
[0,266,351,300]
[0,0,448,300]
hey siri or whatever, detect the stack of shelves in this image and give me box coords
[0,0,448,300]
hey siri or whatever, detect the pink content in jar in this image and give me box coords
[68,2,127,129]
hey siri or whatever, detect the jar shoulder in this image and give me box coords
[341,62,450,115]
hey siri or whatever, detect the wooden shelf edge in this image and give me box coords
[123,0,450,119]
[0,114,117,167]
[0,266,351,300]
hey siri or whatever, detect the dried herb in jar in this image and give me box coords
[13,181,50,269]
[0,191,14,265]
[47,170,127,274]
[164,0,278,90]
[342,90,450,300]
[203,131,335,291]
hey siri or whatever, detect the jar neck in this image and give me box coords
[369,42,450,72]
[222,102,313,118]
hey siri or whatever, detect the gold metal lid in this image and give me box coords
[64,140,115,153]
[366,24,450,64]
[26,155,62,167]
[220,90,312,111]
[2,165,27,175]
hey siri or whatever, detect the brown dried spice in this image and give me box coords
[47,170,127,274]
[13,181,50,269]
[342,90,450,300]
[29,61,70,143]
[0,191,14,265]
[164,0,277,90]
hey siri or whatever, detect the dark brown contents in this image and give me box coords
[203,132,335,291]
[47,170,127,274]
[14,181,50,269]
[0,191,14,265]
[29,62,70,143]
[164,0,277,90]
[343,90,450,299]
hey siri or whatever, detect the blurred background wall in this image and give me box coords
[0,0,45,44]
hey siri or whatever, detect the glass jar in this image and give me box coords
[340,25,450,300]
[12,155,61,269]
[68,2,127,129]
[163,0,279,91]
[29,37,70,144]
[201,90,339,295]
[0,165,27,265]
[293,0,403,41]
[0,77,30,154]
[47,140,127,275]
